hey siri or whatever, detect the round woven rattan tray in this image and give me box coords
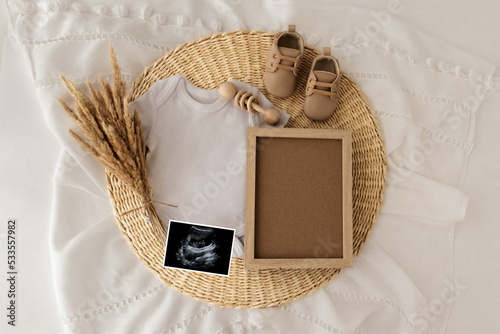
[107,30,387,308]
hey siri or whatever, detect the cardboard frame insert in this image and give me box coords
[244,127,353,269]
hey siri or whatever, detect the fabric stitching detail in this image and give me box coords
[347,71,393,81]
[374,109,472,151]
[337,38,494,87]
[325,289,436,334]
[162,306,215,334]
[373,110,410,120]
[347,72,475,115]
[13,32,169,51]
[417,124,473,152]
[61,283,163,324]
[352,71,479,151]
[400,88,475,115]
[34,73,132,89]
[214,319,277,334]
[281,305,346,334]
[7,2,495,87]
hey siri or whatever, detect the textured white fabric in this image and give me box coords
[128,75,289,258]
[4,0,496,333]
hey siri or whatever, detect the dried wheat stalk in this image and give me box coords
[58,45,168,244]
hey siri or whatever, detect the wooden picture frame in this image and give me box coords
[244,127,353,269]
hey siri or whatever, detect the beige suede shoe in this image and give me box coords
[264,25,304,98]
[304,47,342,121]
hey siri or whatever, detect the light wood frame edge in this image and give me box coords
[244,127,353,270]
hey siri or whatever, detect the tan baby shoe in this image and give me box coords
[264,25,304,98]
[304,47,342,121]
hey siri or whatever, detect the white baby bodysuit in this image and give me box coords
[130,75,290,257]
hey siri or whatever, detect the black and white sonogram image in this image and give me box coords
[163,220,235,276]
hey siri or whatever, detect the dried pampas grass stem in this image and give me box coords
[58,45,171,244]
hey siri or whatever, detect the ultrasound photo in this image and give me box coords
[163,220,235,276]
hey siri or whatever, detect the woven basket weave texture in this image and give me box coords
[107,30,387,308]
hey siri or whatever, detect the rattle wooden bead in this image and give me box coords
[219,81,238,100]
[218,81,281,126]
[263,108,281,126]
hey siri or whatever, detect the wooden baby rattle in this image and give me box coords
[218,82,281,125]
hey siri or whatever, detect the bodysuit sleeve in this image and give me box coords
[129,76,178,141]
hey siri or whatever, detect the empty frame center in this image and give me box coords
[254,136,344,259]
